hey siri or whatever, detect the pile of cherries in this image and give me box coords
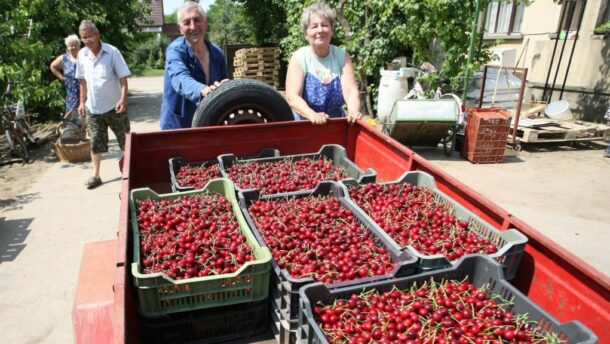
[313,279,561,343]
[247,194,395,283]
[348,183,498,261]
[227,157,349,194]
[176,163,221,189]
[136,193,254,280]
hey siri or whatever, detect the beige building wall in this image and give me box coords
[485,0,609,119]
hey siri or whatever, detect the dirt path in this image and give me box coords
[0,125,62,210]
[0,77,163,210]
[0,77,162,343]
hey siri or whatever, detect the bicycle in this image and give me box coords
[1,81,38,163]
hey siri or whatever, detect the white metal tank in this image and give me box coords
[377,69,409,123]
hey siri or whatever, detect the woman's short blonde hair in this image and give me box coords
[300,2,336,32]
[64,34,80,47]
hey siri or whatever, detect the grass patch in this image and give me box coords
[131,66,164,77]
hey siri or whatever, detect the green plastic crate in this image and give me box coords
[129,178,272,317]
[342,171,528,280]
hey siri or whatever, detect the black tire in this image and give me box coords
[192,78,294,127]
[5,129,29,162]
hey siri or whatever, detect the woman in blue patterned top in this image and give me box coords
[285,2,362,125]
[50,34,81,119]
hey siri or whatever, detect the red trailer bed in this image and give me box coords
[111,119,609,343]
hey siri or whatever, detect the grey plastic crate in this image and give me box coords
[239,181,418,331]
[299,255,597,344]
[271,302,298,344]
[341,171,528,280]
[219,144,376,195]
[169,148,280,192]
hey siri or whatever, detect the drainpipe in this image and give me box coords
[559,0,586,100]
[542,2,568,101]
[548,0,577,102]
[462,0,483,104]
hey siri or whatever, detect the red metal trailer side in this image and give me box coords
[111,119,609,343]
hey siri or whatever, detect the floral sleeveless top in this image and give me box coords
[63,53,80,113]
[293,45,346,119]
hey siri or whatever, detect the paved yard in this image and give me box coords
[0,76,607,343]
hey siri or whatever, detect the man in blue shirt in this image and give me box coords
[160,1,229,130]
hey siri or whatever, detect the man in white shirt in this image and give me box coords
[76,20,131,189]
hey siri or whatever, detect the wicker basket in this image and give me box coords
[53,139,91,163]
[52,112,91,163]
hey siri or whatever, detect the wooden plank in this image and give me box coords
[511,120,610,143]
[234,61,280,69]
[233,69,279,77]
[233,64,280,73]
[509,102,547,118]
[234,56,279,65]
[235,47,280,54]
[232,75,279,88]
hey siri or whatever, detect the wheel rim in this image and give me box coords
[215,104,275,125]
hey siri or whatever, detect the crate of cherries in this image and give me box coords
[130,178,272,317]
[169,148,280,192]
[240,182,418,330]
[298,255,597,344]
[342,171,528,279]
[219,144,376,195]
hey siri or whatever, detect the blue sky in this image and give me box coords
[163,0,215,15]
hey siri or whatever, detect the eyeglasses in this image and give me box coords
[80,36,97,43]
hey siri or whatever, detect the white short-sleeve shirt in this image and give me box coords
[75,42,131,115]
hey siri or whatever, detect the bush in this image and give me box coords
[127,33,170,71]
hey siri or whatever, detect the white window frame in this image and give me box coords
[558,0,585,32]
[485,1,525,37]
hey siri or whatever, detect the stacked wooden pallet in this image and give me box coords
[233,47,281,88]
[509,118,610,143]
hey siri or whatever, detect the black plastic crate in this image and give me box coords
[271,302,297,344]
[239,181,418,331]
[140,299,269,344]
[219,144,376,195]
[341,171,527,280]
[169,148,279,192]
[299,255,597,344]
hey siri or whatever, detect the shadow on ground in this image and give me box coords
[0,216,32,263]
[518,140,608,153]
[0,193,40,212]
[129,92,161,126]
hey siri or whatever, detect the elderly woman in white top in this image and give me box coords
[285,2,362,125]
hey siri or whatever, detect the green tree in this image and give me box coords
[165,11,178,24]
[0,0,151,119]
[273,0,510,114]
[207,0,254,45]
[235,0,288,45]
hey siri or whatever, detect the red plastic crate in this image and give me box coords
[461,107,510,164]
